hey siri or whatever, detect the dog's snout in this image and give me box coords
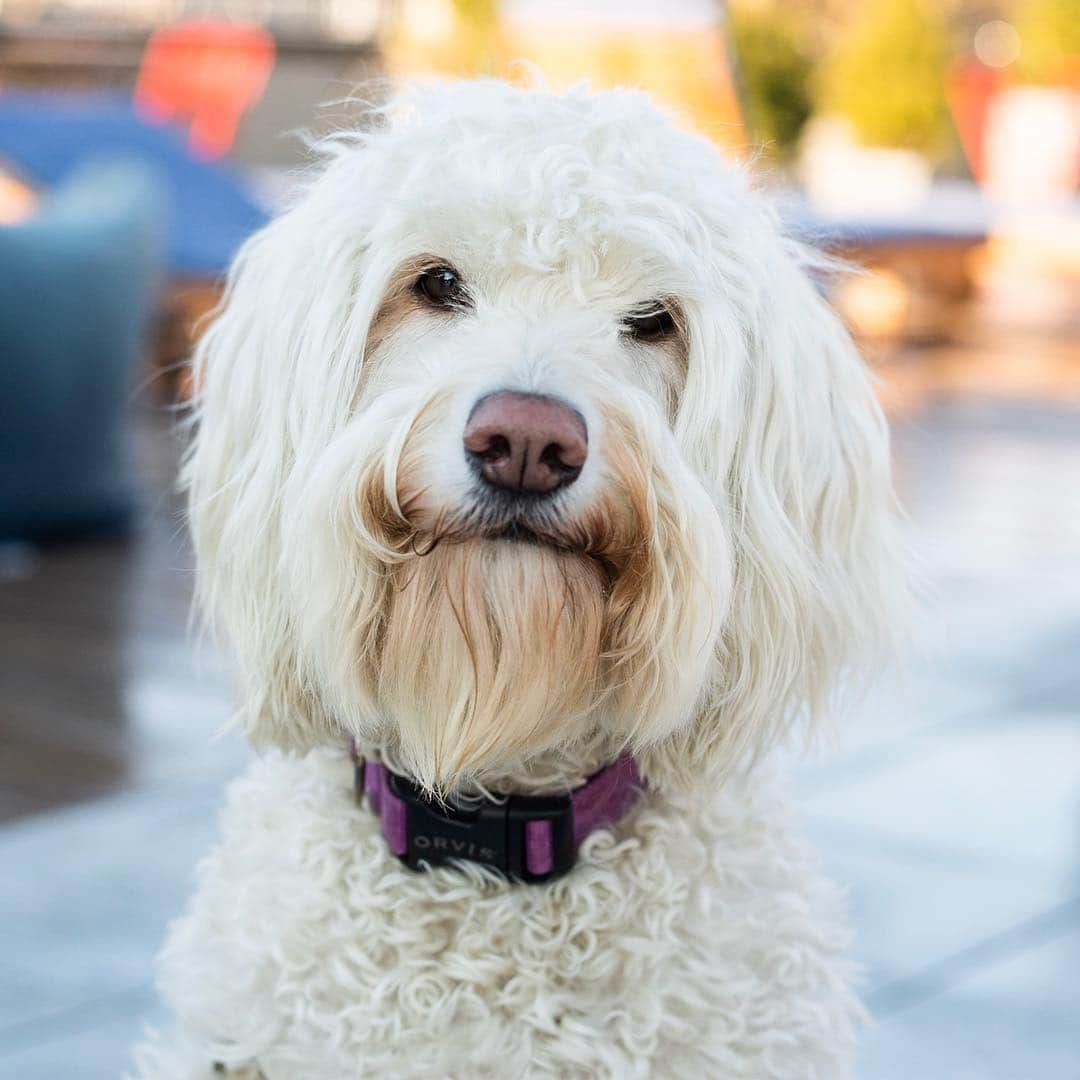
[464,391,588,496]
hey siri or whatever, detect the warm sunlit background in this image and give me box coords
[0,2,1077,1077]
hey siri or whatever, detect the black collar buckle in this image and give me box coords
[385,770,575,883]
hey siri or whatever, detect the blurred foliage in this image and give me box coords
[387,0,746,155]
[817,0,953,154]
[727,2,814,160]
[1014,0,1080,84]
[451,0,500,26]
[449,0,502,74]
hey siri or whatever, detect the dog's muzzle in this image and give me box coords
[353,746,642,883]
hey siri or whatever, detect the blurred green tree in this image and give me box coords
[451,0,502,74]
[727,2,815,161]
[817,0,953,155]
[1014,0,1080,84]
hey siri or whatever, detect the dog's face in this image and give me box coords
[189,81,903,792]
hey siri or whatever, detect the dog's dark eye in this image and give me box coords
[414,266,468,309]
[623,304,677,342]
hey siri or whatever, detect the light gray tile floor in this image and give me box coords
[800,400,1080,1078]
[1,397,1078,1078]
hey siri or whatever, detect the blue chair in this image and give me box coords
[0,157,165,540]
[0,91,267,277]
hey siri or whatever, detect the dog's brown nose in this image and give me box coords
[464,391,588,495]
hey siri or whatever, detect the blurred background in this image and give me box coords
[0,1,1077,1077]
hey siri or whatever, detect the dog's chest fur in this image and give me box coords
[141,748,859,1079]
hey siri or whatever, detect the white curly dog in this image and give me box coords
[134,78,904,1079]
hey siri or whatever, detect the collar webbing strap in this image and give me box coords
[353,750,642,883]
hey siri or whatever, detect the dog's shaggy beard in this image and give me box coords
[291,391,727,794]
[380,541,607,789]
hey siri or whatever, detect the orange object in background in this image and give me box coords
[947,58,1002,183]
[134,21,275,161]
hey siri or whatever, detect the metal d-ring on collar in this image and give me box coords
[351,744,643,883]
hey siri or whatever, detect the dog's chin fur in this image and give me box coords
[317,391,727,795]
[378,539,608,790]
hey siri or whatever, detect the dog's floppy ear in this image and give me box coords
[644,227,906,790]
[184,178,387,748]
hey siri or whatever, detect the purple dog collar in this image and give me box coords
[353,748,642,883]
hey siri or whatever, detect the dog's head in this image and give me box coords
[188,80,903,792]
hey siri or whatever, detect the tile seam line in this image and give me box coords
[801,677,1080,794]
[0,981,155,1054]
[867,894,1080,1018]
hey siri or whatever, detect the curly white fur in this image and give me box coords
[135,751,861,1079]
[135,77,904,1078]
